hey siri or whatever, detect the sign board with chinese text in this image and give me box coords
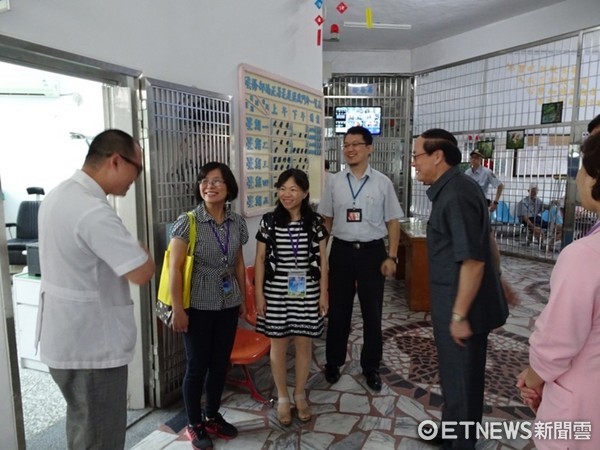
[239,64,323,217]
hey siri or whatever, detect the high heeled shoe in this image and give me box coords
[294,393,312,422]
[276,397,292,426]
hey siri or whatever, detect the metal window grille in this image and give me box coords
[323,75,412,210]
[413,28,600,262]
[140,78,232,407]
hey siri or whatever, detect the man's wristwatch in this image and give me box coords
[451,312,466,323]
[493,200,499,205]
[386,256,399,264]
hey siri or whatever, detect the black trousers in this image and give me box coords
[182,306,239,424]
[326,238,386,372]
[433,326,489,450]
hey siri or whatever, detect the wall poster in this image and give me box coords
[239,64,324,217]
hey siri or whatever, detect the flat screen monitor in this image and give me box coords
[335,106,382,135]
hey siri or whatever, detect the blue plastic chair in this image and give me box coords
[492,201,520,224]
[546,205,563,226]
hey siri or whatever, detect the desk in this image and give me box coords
[396,219,430,312]
[12,273,48,372]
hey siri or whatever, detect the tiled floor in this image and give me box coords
[18,358,154,449]
[18,364,65,436]
[494,225,561,263]
[20,255,553,449]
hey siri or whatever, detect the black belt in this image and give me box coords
[333,238,383,250]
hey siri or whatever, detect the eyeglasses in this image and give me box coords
[343,142,367,149]
[411,152,428,162]
[200,178,225,187]
[118,153,143,176]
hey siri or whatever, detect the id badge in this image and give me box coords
[346,208,362,222]
[287,270,307,298]
[221,270,234,298]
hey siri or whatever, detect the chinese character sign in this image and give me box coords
[239,64,323,217]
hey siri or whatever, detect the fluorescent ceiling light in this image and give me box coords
[344,21,412,30]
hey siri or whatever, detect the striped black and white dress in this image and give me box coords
[256,220,324,338]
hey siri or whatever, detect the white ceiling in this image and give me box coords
[322,0,565,51]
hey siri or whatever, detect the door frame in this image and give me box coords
[0,34,149,448]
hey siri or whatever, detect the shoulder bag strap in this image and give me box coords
[186,211,197,256]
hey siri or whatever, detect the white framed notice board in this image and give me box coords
[238,64,324,217]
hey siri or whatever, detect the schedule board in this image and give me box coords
[238,64,323,217]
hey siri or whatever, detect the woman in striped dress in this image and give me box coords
[254,169,328,426]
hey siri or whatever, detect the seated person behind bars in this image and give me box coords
[516,183,548,242]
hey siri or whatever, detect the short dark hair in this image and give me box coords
[194,161,239,203]
[581,133,600,201]
[588,114,600,134]
[84,129,136,166]
[420,128,461,166]
[345,126,373,145]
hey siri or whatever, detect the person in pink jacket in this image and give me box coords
[517,133,600,449]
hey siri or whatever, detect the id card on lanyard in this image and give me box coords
[287,223,306,298]
[210,220,234,299]
[288,270,307,298]
[221,269,234,298]
[346,173,369,223]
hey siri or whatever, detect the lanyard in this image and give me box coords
[586,220,600,236]
[287,223,302,268]
[346,173,369,206]
[209,220,230,258]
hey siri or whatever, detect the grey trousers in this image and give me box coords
[50,365,128,450]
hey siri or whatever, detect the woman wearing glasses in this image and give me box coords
[168,161,248,450]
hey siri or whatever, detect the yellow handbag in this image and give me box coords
[156,211,196,325]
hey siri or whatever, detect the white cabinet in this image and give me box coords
[12,273,48,372]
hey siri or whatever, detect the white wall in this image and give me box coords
[0,1,322,99]
[324,49,412,75]
[0,0,324,265]
[412,0,600,72]
[322,0,600,76]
